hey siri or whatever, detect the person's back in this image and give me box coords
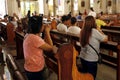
[68,17,81,35]
[23,16,53,80]
[76,12,82,20]
[57,23,68,32]
[57,15,71,32]
[96,14,114,30]
[96,19,106,30]
[79,16,108,79]
[88,7,96,18]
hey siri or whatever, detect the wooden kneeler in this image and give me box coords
[55,44,94,80]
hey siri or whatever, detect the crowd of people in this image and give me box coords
[0,7,114,80]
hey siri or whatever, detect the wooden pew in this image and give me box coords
[50,30,120,80]
[6,53,27,80]
[0,22,7,41]
[101,26,120,57]
[15,31,24,59]
[56,43,93,80]
[15,30,120,80]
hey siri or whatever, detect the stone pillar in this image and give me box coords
[44,0,49,16]
[71,0,74,15]
[53,0,56,16]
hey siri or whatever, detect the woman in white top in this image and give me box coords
[79,16,108,80]
[68,17,81,35]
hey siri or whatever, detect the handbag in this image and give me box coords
[89,44,102,64]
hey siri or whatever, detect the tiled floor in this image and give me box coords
[0,44,116,80]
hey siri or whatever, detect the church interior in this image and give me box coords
[0,0,120,80]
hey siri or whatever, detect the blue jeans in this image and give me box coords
[25,68,45,80]
[80,58,98,80]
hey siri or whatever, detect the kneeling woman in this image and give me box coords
[23,16,53,80]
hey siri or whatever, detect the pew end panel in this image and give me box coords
[6,53,27,80]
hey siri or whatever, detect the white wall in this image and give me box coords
[0,0,7,18]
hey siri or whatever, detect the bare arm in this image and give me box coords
[39,24,53,51]
[44,24,53,46]
[98,29,108,42]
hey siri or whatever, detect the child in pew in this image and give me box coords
[23,16,54,80]
[79,16,108,80]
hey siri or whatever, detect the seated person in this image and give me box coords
[57,15,71,32]
[96,14,114,30]
[68,17,81,35]
[76,12,82,20]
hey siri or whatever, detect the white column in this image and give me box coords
[38,0,44,14]
[43,0,49,16]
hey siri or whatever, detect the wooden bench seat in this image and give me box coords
[6,53,27,80]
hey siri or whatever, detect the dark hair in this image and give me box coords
[61,15,71,23]
[27,10,31,18]
[29,16,43,34]
[90,7,94,11]
[9,16,14,21]
[80,16,96,47]
[79,12,82,15]
[4,14,9,18]
[71,17,77,25]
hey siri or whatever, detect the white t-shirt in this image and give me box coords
[11,21,18,31]
[57,23,68,32]
[88,11,96,18]
[80,29,107,61]
[68,26,81,35]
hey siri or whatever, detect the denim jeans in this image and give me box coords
[80,58,98,80]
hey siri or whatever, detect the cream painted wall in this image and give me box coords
[7,0,19,16]
[78,0,90,14]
